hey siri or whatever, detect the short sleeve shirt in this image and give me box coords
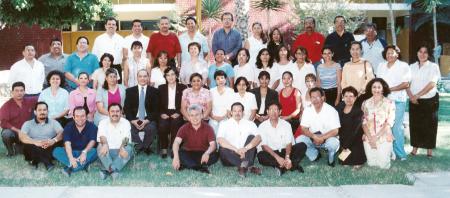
[38,87,69,118]
[63,121,98,151]
[409,61,441,99]
[147,32,181,59]
[97,118,131,149]
[376,60,411,102]
[177,122,215,151]
[217,118,258,148]
[182,87,212,113]
[301,103,341,134]
[258,118,294,152]
[232,92,258,120]
[208,63,234,88]
[21,119,63,140]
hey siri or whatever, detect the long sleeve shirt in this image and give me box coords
[212,28,242,60]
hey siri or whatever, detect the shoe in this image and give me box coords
[427,154,433,159]
[400,157,407,161]
[409,152,417,156]
[45,163,55,172]
[238,167,247,178]
[296,165,304,173]
[249,166,262,175]
[198,166,210,174]
[144,148,153,155]
[31,161,39,170]
[61,167,72,177]
[6,153,14,157]
[275,167,286,176]
[328,160,335,167]
[313,152,322,162]
[111,171,120,180]
[83,164,90,172]
[99,170,109,180]
[161,153,167,159]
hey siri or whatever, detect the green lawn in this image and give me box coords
[0,94,449,187]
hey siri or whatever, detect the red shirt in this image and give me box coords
[146,32,181,59]
[0,97,36,130]
[279,88,300,119]
[291,32,325,63]
[176,122,215,151]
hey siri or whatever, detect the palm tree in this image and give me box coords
[387,0,397,46]
[252,0,287,33]
[202,0,224,61]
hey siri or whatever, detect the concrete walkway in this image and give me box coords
[1,172,449,198]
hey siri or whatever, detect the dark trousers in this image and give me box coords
[1,129,22,155]
[112,64,122,84]
[23,143,56,166]
[56,117,71,128]
[257,143,307,168]
[409,93,439,149]
[286,118,300,133]
[159,111,184,150]
[131,121,157,150]
[179,149,219,169]
[324,87,338,107]
[219,135,257,167]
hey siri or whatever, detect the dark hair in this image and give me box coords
[342,86,358,98]
[160,16,170,21]
[350,41,362,51]
[132,19,142,26]
[221,12,234,21]
[102,68,118,90]
[230,102,244,111]
[237,48,250,64]
[78,72,89,79]
[108,103,122,111]
[309,87,325,97]
[364,78,391,98]
[185,16,197,24]
[234,77,250,92]
[252,22,268,44]
[304,17,316,26]
[11,81,25,91]
[305,73,317,82]
[214,70,227,79]
[105,17,118,26]
[255,48,274,69]
[415,45,434,62]
[365,22,377,31]
[274,45,290,62]
[268,28,284,56]
[49,38,62,46]
[215,48,225,55]
[164,67,179,83]
[267,102,282,111]
[130,41,143,50]
[190,72,203,82]
[282,71,293,79]
[153,50,169,68]
[382,45,402,60]
[34,101,48,110]
[46,70,65,88]
[99,53,114,68]
[23,43,34,50]
[76,36,89,45]
[73,106,87,116]
[258,70,271,80]
[322,46,334,54]
[188,42,202,53]
[294,46,311,63]
[334,15,346,23]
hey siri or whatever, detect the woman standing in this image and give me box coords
[92,53,120,90]
[123,41,151,87]
[245,22,267,67]
[207,49,235,88]
[209,70,235,133]
[250,71,279,126]
[68,72,96,122]
[267,28,287,59]
[342,41,375,95]
[150,51,170,88]
[317,47,342,106]
[234,48,256,88]
[407,45,441,158]
[232,77,257,121]
[95,68,126,125]
[291,46,316,96]
[254,48,279,89]
[279,71,302,132]
[180,73,212,120]
[361,78,395,169]
[273,45,294,91]
[180,42,208,85]
[158,68,187,158]
[38,70,70,126]
[337,86,366,169]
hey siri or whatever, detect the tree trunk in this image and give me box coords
[433,6,438,51]
[388,0,397,46]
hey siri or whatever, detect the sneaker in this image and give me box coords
[313,152,322,162]
[238,167,247,178]
[249,166,262,175]
[111,171,120,180]
[400,157,407,161]
[61,167,72,177]
[99,170,109,180]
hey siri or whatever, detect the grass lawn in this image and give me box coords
[0,94,449,187]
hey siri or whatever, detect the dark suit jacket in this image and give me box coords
[158,83,187,115]
[250,87,279,116]
[123,85,159,121]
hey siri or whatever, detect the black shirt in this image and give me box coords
[324,31,355,66]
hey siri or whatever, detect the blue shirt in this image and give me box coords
[38,87,69,118]
[317,63,341,89]
[64,52,99,88]
[179,31,210,63]
[208,63,235,88]
[212,28,242,60]
[63,121,98,151]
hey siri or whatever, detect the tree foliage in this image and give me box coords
[0,0,115,29]
[202,0,223,22]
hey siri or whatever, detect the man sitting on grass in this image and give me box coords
[172,104,218,174]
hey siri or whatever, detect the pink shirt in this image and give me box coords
[69,88,97,119]
[182,87,211,112]
[107,89,122,107]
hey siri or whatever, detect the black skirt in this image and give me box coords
[409,93,439,149]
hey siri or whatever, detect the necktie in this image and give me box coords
[138,87,145,120]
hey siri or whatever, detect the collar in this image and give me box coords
[34,117,49,124]
[138,84,147,91]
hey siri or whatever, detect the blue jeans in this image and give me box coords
[297,135,340,163]
[392,101,407,159]
[52,147,98,172]
[98,145,134,172]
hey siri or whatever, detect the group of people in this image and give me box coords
[0,13,441,179]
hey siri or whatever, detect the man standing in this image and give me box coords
[361,23,387,74]
[122,19,149,62]
[123,69,159,155]
[212,12,242,65]
[217,102,261,178]
[178,16,209,64]
[146,16,181,69]
[64,36,99,90]
[324,16,355,67]
[291,17,325,66]
[97,103,133,180]
[92,17,125,83]
[38,38,68,77]
[19,102,63,170]
[257,102,307,176]
[8,44,45,96]
[0,82,37,157]
[172,104,218,174]
[297,87,341,167]
[52,107,98,177]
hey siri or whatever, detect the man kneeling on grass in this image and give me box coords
[172,104,218,174]
[97,103,134,180]
[257,102,307,176]
[217,102,262,178]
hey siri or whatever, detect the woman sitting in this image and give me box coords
[38,70,70,126]
[94,68,126,125]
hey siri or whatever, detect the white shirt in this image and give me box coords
[137,84,147,117]
[150,67,166,88]
[377,60,411,102]
[179,60,209,85]
[247,36,267,67]
[274,61,295,91]
[92,33,124,65]
[232,92,258,121]
[210,87,235,117]
[217,118,258,149]
[122,34,149,58]
[410,61,441,99]
[91,68,120,89]
[301,103,340,134]
[168,85,176,109]
[254,66,279,88]
[127,56,149,87]
[289,62,316,95]
[362,39,385,74]
[97,117,132,149]
[258,118,294,152]
[234,63,256,84]
[8,58,45,94]
[179,31,210,63]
